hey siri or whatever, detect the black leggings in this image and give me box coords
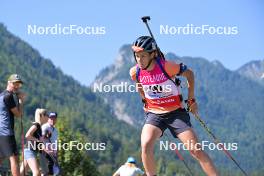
[45,153,55,175]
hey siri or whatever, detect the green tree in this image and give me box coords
[56,120,101,176]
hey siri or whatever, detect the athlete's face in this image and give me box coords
[135,51,155,69]
[7,81,22,93]
[48,117,57,126]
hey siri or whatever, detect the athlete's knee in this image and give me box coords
[141,140,155,154]
[190,147,209,162]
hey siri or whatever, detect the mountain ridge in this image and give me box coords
[236,59,264,85]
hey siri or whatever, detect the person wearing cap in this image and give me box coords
[0,74,26,176]
[113,157,145,176]
[40,112,59,175]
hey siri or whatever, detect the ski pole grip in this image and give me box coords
[141,16,151,23]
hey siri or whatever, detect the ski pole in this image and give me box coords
[141,16,164,59]
[141,16,155,40]
[20,115,25,176]
[163,132,193,176]
[15,93,26,176]
[192,112,248,176]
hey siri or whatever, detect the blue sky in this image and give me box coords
[1,0,263,85]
